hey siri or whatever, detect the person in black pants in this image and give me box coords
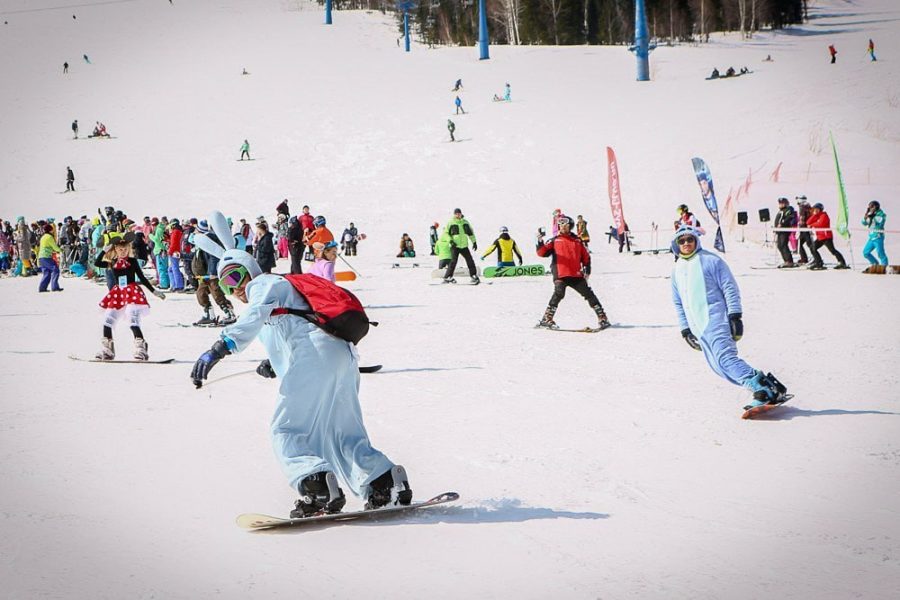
[66,167,75,192]
[794,197,821,266]
[773,197,796,267]
[287,216,304,274]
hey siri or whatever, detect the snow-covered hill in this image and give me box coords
[1,1,898,598]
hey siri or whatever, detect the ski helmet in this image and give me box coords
[313,216,326,227]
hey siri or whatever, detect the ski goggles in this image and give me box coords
[218,264,250,295]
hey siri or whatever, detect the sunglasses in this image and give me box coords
[218,264,250,295]
[677,237,696,245]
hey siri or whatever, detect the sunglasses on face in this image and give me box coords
[677,237,696,246]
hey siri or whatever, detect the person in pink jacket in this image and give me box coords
[308,240,337,282]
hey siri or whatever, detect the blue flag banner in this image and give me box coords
[691,157,725,252]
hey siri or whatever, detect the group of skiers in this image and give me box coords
[446,79,512,142]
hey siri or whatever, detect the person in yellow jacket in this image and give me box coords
[37,223,63,292]
[481,226,523,267]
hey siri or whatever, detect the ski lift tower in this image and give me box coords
[630,0,652,81]
[397,1,416,52]
[325,0,333,25]
[478,0,489,60]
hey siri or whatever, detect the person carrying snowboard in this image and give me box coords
[670,226,788,412]
[536,215,610,330]
[94,233,165,360]
[442,208,478,284]
[481,226,523,267]
[190,215,412,517]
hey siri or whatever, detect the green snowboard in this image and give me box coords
[483,264,545,278]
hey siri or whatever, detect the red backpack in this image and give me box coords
[272,274,376,344]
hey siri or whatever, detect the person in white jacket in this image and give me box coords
[189,212,411,518]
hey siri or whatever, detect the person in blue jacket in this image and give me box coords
[190,212,412,518]
[454,95,465,115]
[670,226,787,411]
[861,200,888,266]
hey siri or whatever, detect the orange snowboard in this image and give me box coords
[335,271,357,281]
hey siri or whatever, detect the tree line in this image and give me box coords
[324,0,807,46]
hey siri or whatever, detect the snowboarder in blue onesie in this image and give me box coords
[670,226,787,411]
[190,211,412,518]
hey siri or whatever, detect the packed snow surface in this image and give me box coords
[1,0,898,598]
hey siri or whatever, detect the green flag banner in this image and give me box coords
[829,131,850,239]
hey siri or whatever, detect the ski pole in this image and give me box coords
[337,253,362,277]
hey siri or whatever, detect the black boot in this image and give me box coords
[536,306,558,329]
[365,465,412,510]
[592,304,611,330]
[290,472,346,518]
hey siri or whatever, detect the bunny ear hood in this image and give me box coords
[218,248,262,280]
[193,233,225,259]
[210,211,235,250]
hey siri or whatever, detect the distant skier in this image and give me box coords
[481,226,523,267]
[239,139,250,161]
[93,233,166,361]
[71,119,78,139]
[828,44,837,64]
[670,226,788,412]
[774,197,797,268]
[66,166,75,192]
[287,216,304,274]
[276,198,290,218]
[63,61,69,74]
[454,96,465,115]
[868,39,877,61]
[535,215,610,330]
[397,233,415,258]
[447,119,455,142]
[429,222,439,255]
[341,223,359,256]
[452,78,463,91]
[862,200,888,266]
[190,223,412,517]
[83,54,91,64]
[442,208,478,284]
[806,203,848,270]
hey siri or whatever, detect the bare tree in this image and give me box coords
[541,0,562,45]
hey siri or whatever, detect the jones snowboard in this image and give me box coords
[236,492,459,531]
[69,355,174,364]
[335,271,357,282]
[483,264,545,278]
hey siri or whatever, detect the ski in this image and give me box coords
[69,355,174,364]
[359,364,383,373]
[391,263,420,269]
[236,492,459,531]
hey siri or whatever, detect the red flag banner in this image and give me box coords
[606,147,626,236]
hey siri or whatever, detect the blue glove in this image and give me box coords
[681,328,702,351]
[256,359,276,379]
[191,339,230,388]
[729,313,743,341]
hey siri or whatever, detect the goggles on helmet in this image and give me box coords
[218,263,250,295]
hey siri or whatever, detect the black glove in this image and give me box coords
[191,339,230,388]
[729,313,743,341]
[256,359,276,379]
[681,328,702,351]
[472,241,477,251]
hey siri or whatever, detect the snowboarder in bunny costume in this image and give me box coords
[670,226,787,410]
[190,211,412,517]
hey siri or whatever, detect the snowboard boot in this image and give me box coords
[536,306,558,329]
[133,338,149,361]
[592,305,611,330]
[834,263,850,270]
[95,337,115,361]
[220,305,237,325]
[743,370,787,409]
[365,465,412,510]
[442,277,456,284]
[808,261,826,271]
[194,306,217,326]
[470,275,480,285]
[290,471,346,518]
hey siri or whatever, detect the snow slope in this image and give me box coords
[1,0,898,598]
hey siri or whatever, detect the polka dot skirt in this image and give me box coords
[99,283,149,310]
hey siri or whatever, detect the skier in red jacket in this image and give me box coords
[535,215,610,330]
[806,203,848,269]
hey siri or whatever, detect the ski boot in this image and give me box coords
[535,306,559,330]
[133,338,149,361]
[833,263,850,270]
[808,261,826,271]
[365,465,412,510]
[290,472,346,518]
[194,306,217,326]
[743,370,788,409]
[442,277,456,284]
[592,305,611,330]
[219,305,237,325]
[95,338,115,361]
[470,275,480,285]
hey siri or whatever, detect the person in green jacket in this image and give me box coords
[442,208,479,284]
[37,224,63,292]
[435,228,453,269]
[149,222,170,289]
[240,139,250,161]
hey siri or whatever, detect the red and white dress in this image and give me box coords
[98,257,151,317]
